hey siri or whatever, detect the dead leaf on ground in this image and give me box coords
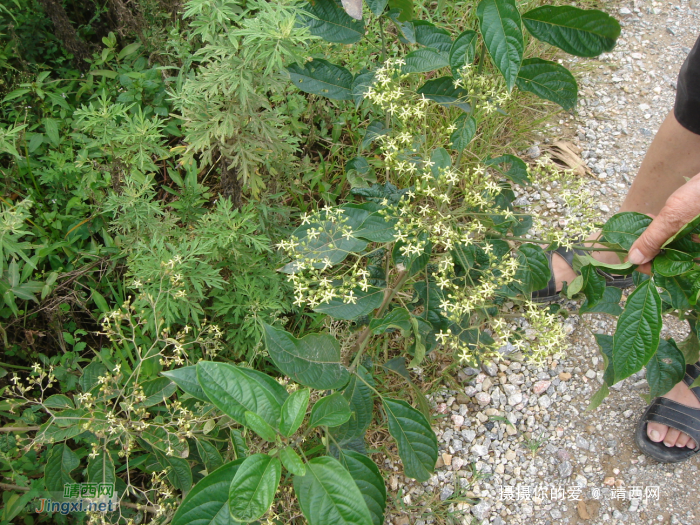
[542,140,590,178]
[577,499,591,520]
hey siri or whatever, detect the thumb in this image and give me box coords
[627,214,673,265]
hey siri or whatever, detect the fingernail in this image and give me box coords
[628,248,650,265]
[649,430,660,441]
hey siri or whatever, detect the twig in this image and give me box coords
[0,426,40,432]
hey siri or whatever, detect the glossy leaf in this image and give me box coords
[309,392,353,428]
[288,59,354,100]
[280,446,306,476]
[595,333,615,386]
[602,212,653,251]
[45,444,79,492]
[516,58,578,111]
[280,388,311,437]
[476,0,524,91]
[369,308,412,335]
[339,450,386,525]
[522,6,620,58]
[580,264,606,308]
[314,286,384,320]
[654,274,693,310]
[450,30,478,77]
[512,244,550,294]
[612,280,662,383]
[450,114,477,151]
[162,365,210,402]
[196,440,224,474]
[245,411,278,442]
[365,0,388,16]
[652,249,696,277]
[383,398,437,481]
[301,0,365,44]
[402,48,449,74]
[417,76,470,111]
[172,460,244,525]
[412,21,452,53]
[662,212,700,248]
[229,454,281,522]
[354,213,398,242]
[646,338,686,398]
[484,154,529,186]
[154,449,193,493]
[263,323,350,390]
[331,366,374,449]
[196,362,282,427]
[293,456,373,525]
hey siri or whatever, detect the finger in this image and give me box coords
[628,174,700,265]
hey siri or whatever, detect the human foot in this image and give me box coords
[646,380,700,449]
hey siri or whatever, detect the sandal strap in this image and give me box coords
[645,397,700,448]
[683,361,700,402]
[531,251,558,300]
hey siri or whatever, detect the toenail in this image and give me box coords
[649,430,660,441]
[664,442,673,447]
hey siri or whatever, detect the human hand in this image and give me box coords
[627,172,700,274]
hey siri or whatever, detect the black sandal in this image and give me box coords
[531,245,634,302]
[634,361,700,463]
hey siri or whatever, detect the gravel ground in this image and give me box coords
[390,1,700,524]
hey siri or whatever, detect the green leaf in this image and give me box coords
[79,361,108,392]
[196,362,282,427]
[45,444,79,492]
[653,249,696,277]
[450,114,477,151]
[354,213,398,242]
[245,411,278,441]
[513,244,550,294]
[162,365,210,402]
[522,6,620,58]
[515,58,578,111]
[646,338,686,398]
[602,212,653,251]
[578,254,636,275]
[172,460,244,525]
[484,154,529,186]
[595,333,615,386]
[450,30,478,77]
[294,456,373,525]
[417,76,470,111]
[382,398,437,481]
[196,440,224,474]
[314,286,384,320]
[586,382,609,411]
[612,280,662,383]
[476,0,524,91]
[331,366,374,449]
[361,120,390,151]
[310,392,352,428]
[339,451,386,525]
[369,308,412,335]
[279,446,306,476]
[430,147,451,178]
[352,69,375,107]
[44,394,74,410]
[412,21,452,53]
[580,264,606,308]
[154,449,193,493]
[392,235,432,277]
[136,376,177,408]
[345,156,376,188]
[365,0,388,16]
[402,48,449,74]
[387,9,415,42]
[229,454,281,522]
[237,367,290,407]
[288,59,354,100]
[263,323,350,390]
[662,212,700,248]
[118,41,141,60]
[387,0,412,21]
[87,451,115,485]
[280,388,310,437]
[678,330,700,367]
[654,274,693,310]
[43,117,60,147]
[302,0,365,44]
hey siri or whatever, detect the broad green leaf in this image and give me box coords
[413,281,449,333]
[44,394,74,410]
[288,59,354,100]
[602,212,653,251]
[646,338,686,398]
[87,451,115,485]
[450,114,477,151]
[352,69,376,107]
[652,249,695,277]
[196,440,224,474]
[237,367,289,406]
[515,58,578,111]
[386,9,415,42]
[310,392,352,428]
[612,280,662,383]
[680,329,700,366]
[580,264,606,308]
[484,154,529,186]
[245,411,278,442]
[513,244,550,294]
[172,460,244,525]
[450,30,478,77]
[392,235,432,277]
[354,213,398,242]
[154,449,193,493]
[45,444,79,491]
[136,376,177,408]
[578,254,636,275]
[196,362,282,427]
[388,0,412,21]
[476,0,524,91]
[595,333,615,386]
[361,120,390,151]
[365,0,388,16]
[382,398,437,481]
[314,286,384,320]
[162,365,210,402]
[417,76,471,111]
[331,367,374,449]
[339,451,386,525]
[263,324,350,390]
[369,308,412,335]
[412,21,452,53]
[294,456,373,525]
[662,212,700,248]
[430,147,451,178]
[402,48,449,74]
[43,117,60,147]
[280,388,310,437]
[345,156,376,188]
[522,6,620,58]
[586,383,609,411]
[302,0,365,44]
[654,274,693,310]
[79,361,109,392]
[229,454,281,522]
[279,446,306,476]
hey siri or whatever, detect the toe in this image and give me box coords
[688,438,697,450]
[664,427,681,447]
[647,421,667,442]
[675,432,690,448]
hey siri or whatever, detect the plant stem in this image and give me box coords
[0,426,39,432]
[379,18,387,63]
